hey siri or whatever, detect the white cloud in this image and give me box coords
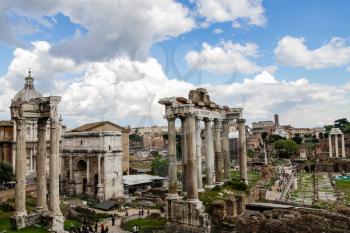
[185,41,276,75]
[213,28,224,34]
[275,36,350,69]
[0,42,349,128]
[195,0,266,28]
[2,0,195,62]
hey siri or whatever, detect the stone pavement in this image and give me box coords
[265,166,293,201]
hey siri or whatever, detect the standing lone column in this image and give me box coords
[329,135,333,158]
[167,117,178,198]
[180,117,187,195]
[335,135,339,158]
[195,117,204,191]
[14,118,27,219]
[214,119,224,184]
[36,118,48,212]
[238,119,248,185]
[96,155,104,202]
[205,118,215,187]
[341,134,346,158]
[48,97,65,232]
[186,115,198,201]
[222,119,230,180]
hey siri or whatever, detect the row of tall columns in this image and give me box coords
[329,134,346,158]
[166,115,248,199]
[13,99,64,232]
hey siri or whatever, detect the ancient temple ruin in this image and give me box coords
[159,88,248,232]
[10,72,65,232]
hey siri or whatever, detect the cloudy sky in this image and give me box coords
[0,0,350,128]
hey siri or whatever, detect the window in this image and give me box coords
[109,145,111,150]
[80,140,83,146]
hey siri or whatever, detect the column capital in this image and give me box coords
[196,116,203,121]
[204,117,214,122]
[166,115,176,121]
[237,118,246,124]
[15,117,26,128]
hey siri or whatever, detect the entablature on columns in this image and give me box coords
[10,96,61,120]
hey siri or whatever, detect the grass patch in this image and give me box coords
[124,217,166,232]
[335,179,350,204]
[64,218,82,231]
[0,211,48,233]
[231,170,261,188]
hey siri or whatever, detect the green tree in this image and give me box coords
[292,136,303,144]
[274,139,299,158]
[0,162,14,184]
[151,154,169,177]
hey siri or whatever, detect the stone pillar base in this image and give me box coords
[35,206,48,213]
[48,210,66,233]
[166,222,210,233]
[215,182,224,186]
[10,215,26,230]
[205,184,215,189]
[166,198,211,231]
[96,184,104,202]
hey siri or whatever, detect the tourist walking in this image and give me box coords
[111,215,115,226]
[105,225,109,233]
[100,223,105,233]
[94,221,98,233]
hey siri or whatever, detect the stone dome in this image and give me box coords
[13,72,42,102]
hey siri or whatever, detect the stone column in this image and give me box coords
[195,117,204,191]
[12,121,16,172]
[222,119,230,180]
[86,157,90,195]
[14,118,27,218]
[96,155,104,202]
[167,117,178,198]
[48,97,65,232]
[68,155,74,196]
[238,119,248,184]
[69,156,73,181]
[205,118,215,187]
[186,115,198,201]
[329,135,333,158]
[341,134,346,158]
[36,118,48,212]
[335,135,339,158]
[29,148,33,171]
[180,117,187,195]
[214,119,223,184]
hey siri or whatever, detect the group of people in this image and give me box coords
[68,215,118,233]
